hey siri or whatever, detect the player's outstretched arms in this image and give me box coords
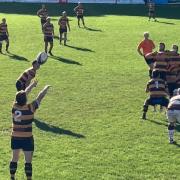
[36,85,51,104]
[25,80,38,95]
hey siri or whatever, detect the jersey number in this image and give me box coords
[14,110,22,122]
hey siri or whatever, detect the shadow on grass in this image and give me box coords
[66,44,94,52]
[146,118,168,127]
[34,119,85,138]
[54,35,59,40]
[156,20,175,25]
[50,55,82,65]
[85,27,102,32]
[2,52,29,61]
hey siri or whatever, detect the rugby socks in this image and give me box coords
[0,43,2,53]
[142,104,148,120]
[6,42,9,51]
[9,161,17,179]
[168,124,175,143]
[25,163,32,180]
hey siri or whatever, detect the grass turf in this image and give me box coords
[0,3,180,180]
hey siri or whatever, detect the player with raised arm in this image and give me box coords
[9,81,51,180]
[43,17,54,56]
[74,2,85,28]
[16,60,40,91]
[37,4,48,29]
[0,18,9,53]
[58,11,70,46]
[137,32,155,78]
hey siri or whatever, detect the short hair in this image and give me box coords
[159,42,165,47]
[172,44,178,52]
[16,91,27,106]
[144,32,149,37]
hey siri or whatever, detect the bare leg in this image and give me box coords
[64,32,67,45]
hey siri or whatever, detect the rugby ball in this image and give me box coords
[36,52,48,65]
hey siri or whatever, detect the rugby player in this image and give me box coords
[16,61,40,91]
[166,45,180,97]
[0,18,9,53]
[58,11,70,46]
[167,88,180,144]
[43,17,54,56]
[37,4,48,29]
[137,32,155,78]
[9,81,51,180]
[148,1,157,21]
[74,2,85,28]
[142,71,169,120]
[146,42,167,81]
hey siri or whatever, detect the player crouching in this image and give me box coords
[142,71,169,120]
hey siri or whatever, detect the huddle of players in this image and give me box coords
[37,3,85,55]
[9,59,51,180]
[138,32,180,144]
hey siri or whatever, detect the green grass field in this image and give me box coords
[0,3,180,180]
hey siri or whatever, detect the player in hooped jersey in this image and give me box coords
[167,89,180,144]
[9,80,51,180]
[0,18,9,53]
[74,2,85,28]
[148,1,157,21]
[58,11,70,46]
[16,60,40,91]
[43,17,54,56]
[37,4,48,29]
[142,71,169,120]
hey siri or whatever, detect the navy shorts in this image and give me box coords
[77,15,83,19]
[0,34,8,41]
[144,57,154,65]
[11,136,34,151]
[16,80,25,91]
[146,97,169,107]
[59,28,67,34]
[44,36,53,43]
